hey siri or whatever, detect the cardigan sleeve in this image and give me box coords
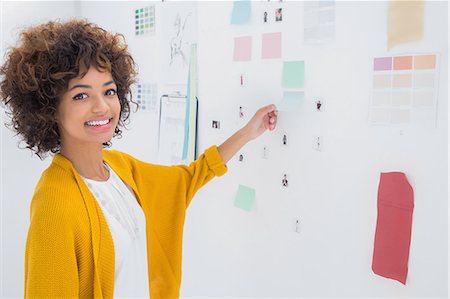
[111,145,227,209]
[174,145,228,207]
[118,145,228,208]
[24,188,79,298]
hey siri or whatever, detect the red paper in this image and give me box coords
[372,172,414,284]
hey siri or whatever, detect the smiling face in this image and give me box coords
[56,67,121,151]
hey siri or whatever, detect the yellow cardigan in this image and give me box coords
[24,145,227,299]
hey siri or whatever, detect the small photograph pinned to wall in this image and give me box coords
[262,146,269,159]
[240,74,244,87]
[134,5,155,36]
[282,133,288,146]
[294,218,301,233]
[275,8,283,22]
[313,136,323,151]
[282,174,289,187]
[212,120,221,129]
[239,106,245,119]
[314,97,324,112]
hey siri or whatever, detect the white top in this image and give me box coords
[82,163,150,299]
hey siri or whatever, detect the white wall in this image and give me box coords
[183,1,448,298]
[1,1,448,298]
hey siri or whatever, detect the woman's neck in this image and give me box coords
[60,143,110,181]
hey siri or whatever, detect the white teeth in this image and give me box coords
[86,119,110,126]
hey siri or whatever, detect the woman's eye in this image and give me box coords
[106,89,117,96]
[73,93,88,101]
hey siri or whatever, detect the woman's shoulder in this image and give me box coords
[36,156,78,190]
[31,157,84,211]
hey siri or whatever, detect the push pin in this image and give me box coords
[282,134,287,145]
[239,106,244,118]
[238,154,244,162]
[262,146,269,159]
[314,136,322,151]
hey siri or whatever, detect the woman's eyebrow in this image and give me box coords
[69,80,115,91]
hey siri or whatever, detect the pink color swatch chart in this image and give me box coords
[369,53,439,127]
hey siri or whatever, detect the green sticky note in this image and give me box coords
[234,184,256,212]
[282,61,305,88]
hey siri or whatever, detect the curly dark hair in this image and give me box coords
[0,19,138,159]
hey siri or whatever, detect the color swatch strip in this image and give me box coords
[374,54,436,71]
[370,54,438,126]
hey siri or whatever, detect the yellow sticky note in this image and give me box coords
[387,0,424,50]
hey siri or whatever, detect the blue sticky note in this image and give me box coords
[234,184,256,212]
[231,0,251,25]
[277,91,304,112]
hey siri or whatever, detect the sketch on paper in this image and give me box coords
[162,3,197,85]
[169,12,192,68]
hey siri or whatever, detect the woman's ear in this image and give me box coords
[54,110,59,122]
[54,98,61,122]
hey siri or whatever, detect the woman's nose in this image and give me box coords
[91,95,109,114]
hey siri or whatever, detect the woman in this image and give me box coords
[0,19,277,298]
